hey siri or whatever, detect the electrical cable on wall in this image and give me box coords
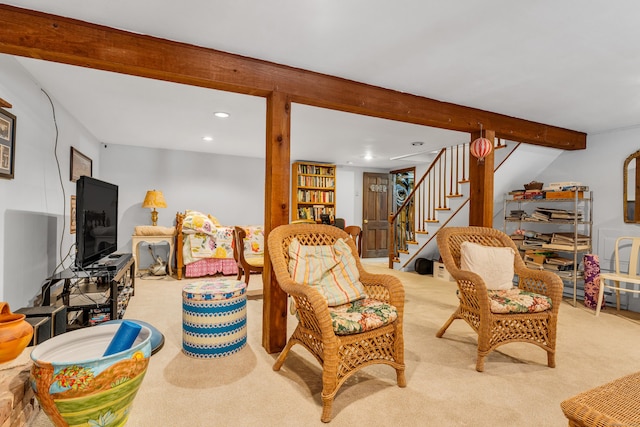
[41,88,67,277]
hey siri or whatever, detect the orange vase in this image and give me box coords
[0,302,34,363]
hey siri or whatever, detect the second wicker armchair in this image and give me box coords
[436,226,563,372]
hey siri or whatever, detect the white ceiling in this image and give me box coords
[5,1,640,168]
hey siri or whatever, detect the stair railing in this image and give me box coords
[389,139,512,268]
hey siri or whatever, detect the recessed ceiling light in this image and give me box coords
[202,136,214,142]
[364,154,373,160]
[411,141,424,146]
[214,112,230,118]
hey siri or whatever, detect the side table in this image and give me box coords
[132,226,175,277]
[561,370,640,426]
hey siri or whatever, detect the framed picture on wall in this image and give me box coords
[0,108,16,180]
[70,147,92,182]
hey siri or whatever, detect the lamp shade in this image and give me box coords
[142,190,167,209]
[470,137,493,162]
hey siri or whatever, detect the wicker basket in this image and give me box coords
[524,181,543,190]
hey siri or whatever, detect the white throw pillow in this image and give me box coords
[460,241,515,290]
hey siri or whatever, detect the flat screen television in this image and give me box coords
[75,176,118,269]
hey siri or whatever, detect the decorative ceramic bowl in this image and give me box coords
[0,302,33,363]
[30,324,151,427]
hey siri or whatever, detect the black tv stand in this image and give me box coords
[78,253,132,271]
[41,254,135,327]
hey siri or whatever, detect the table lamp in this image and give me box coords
[142,190,167,226]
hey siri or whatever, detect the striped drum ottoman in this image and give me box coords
[182,279,247,358]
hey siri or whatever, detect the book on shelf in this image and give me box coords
[545,182,589,191]
[533,207,583,220]
[530,211,551,221]
[541,243,590,251]
[547,181,582,189]
[523,190,544,199]
[525,261,544,270]
[549,211,583,220]
[550,232,590,245]
[517,233,552,250]
[520,239,544,248]
[545,255,574,266]
[543,263,574,271]
[507,210,526,220]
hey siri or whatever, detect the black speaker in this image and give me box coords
[17,305,67,338]
[24,316,51,346]
[415,258,434,275]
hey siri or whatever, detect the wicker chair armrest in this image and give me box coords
[359,271,405,309]
[447,268,488,292]
[514,266,564,310]
[275,275,337,336]
[447,268,492,313]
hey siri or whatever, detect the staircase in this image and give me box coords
[389,139,515,271]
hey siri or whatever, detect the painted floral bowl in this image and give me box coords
[30,323,152,427]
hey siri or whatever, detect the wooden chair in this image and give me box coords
[436,226,563,372]
[233,226,264,286]
[343,225,362,256]
[596,236,640,316]
[267,223,406,422]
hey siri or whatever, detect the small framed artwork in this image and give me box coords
[0,108,16,180]
[70,147,92,182]
[70,195,77,234]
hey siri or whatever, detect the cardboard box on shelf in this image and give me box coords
[524,249,548,264]
[545,191,584,199]
[433,261,455,282]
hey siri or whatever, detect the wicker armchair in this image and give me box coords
[436,226,563,372]
[267,223,406,422]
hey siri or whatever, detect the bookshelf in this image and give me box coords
[291,161,336,222]
[503,190,593,307]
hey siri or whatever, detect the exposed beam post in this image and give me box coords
[468,130,495,227]
[263,91,291,353]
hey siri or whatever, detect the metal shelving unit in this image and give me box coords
[503,190,593,306]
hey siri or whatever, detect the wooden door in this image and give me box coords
[362,172,391,258]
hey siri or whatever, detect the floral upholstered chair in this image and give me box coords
[436,226,563,372]
[267,223,406,422]
[233,226,264,286]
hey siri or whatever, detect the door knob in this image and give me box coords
[363,219,368,224]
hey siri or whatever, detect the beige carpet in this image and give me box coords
[32,261,640,426]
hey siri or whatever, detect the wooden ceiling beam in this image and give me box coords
[0,5,586,150]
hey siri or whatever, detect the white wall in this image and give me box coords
[0,52,382,306]
[0,54,102,308]
[335,165,388,228]
[531,129,640,310]
[99,144,267,267]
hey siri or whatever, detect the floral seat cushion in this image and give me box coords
[328,298,398,335]
[487,288,552,314]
